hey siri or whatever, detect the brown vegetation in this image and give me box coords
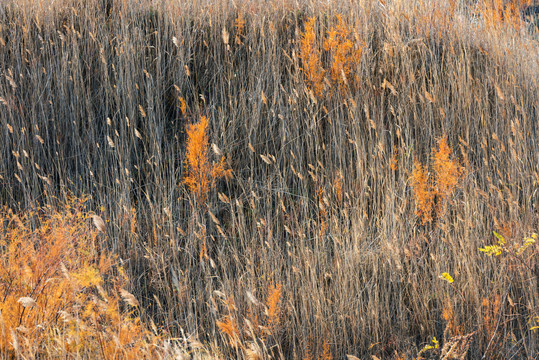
[0,0,538,358]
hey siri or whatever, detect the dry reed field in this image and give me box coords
[0,0,538,358]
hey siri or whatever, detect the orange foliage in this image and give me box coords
[303,339,331,360]
[265,282,282,328]
[0,198,160,359]
[478,0,529,31]
[323,15,363,95]
[299,17,325,98]
[432,136,465,217]
[481,294,503,356]
[217,315,240,347]
[178,96,187,116]
[299,15,364,99]
[442,302,463,337]
[317,185,328,236]
[234,12,246,44]
[334,171,344,202]
[411,136,465,225]
[411,161,435,225]
[303,350,315,360]
[389,145,398,171]
[320,339,332,360]
[414,0,458,40]
[183,115,232,206]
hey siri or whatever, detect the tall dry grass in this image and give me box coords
[0,0,538,358]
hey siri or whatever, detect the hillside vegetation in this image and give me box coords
[0,0,538,358]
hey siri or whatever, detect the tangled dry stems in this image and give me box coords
[0,0,538,358]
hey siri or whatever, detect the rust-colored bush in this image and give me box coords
[299,15,364,99]
[411,136,465,225]
[183,115,232,207]
[0,198,161,359]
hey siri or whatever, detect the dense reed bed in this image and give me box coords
[0,0,538,358]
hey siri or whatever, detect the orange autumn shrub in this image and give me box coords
[265,282,282,329]
[411,136,466,225]
[183,115,232,207]
[299,15,364,99]
[299,17,326,98]
[323,15,363,95]
[411,161,435,225]
[0,198,161,359]
[432,136,466,217]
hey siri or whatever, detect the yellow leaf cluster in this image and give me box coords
[417,337,439,356]
[440,272,454,283]
[479,231,536,257]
